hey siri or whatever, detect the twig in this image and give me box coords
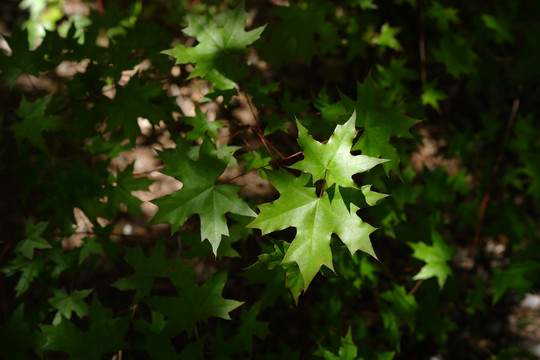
[260,133,285,159]
[227,56,285,164]
[240,135,257,154]
[408,278,424,296]
[472,194,490,252]
[1,276,7,324]
[0,243,11,263]
[471,98,520,255]
[96,0,104,14]
[257,131,281,167]
[419,8,426,84]
[494,98,520,174]
[319,169,328,197]
[303,333,327,360]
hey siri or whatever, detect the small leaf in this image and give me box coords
[372,23,402,51]
[421,81,447,112]
[12,95,62,151]
[0,305,45,359]
[183,106,223,141]
[321,327,358,360]
[409,231,454,289]
[0,27,47,87]
[481,14,513,43]
[291,113,388,189]
[15,220,51,259]
[144,264,243,336]
[99,76,172,143]
[341,76,419,175]
[492,260,540,303]
[48,288,92,323]
[41,295,129,360]
[113,242,172,302]
[427,2,460,30]
[151,139,256,255]
[432,33,478,78]
[162,1,265,80]
[106,163,153,217]
[261,2,339,68]
[236,302,270,352]
[2,254,45,297]
[380,285,418,343]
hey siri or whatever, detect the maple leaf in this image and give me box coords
[182,215,250,259]
[106,163,153,217]
[379,285,418,350]
[245,241,304,304]
[263,113,288,136]
[15,220,51,259]
[261,2,339,68]
[359,0,378,10]
[162,1,265,80]
[313,87,348,129]
[380,286,418,325]
[431,33,478,78]
[1,253,45,297]
[99,76,172,143]
[151,139,256,255]
[144,264,243,336]
[0,305,45,359]
[372,23,402,51]
[421,81,447,112]
[41,296,129,360]
[409,231,454,289]
[427,2,460,31]
[481,14,513,43]
[78,236,104,264]
[183,106,223,141]
[0,27,47,87]
[320,328,358,360]
[113,242,172,302]
[492,260,540,303]
[48,288,92,324]
[134,312,206,358]
[209,325,243,358]
[12,95,62,151]
[248,170,379,290]
[375,58,417,100]
[236,302,270,353]
[291,113,388,189]
[341,76,419,174]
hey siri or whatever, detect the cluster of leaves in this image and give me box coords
[1,0,540,359]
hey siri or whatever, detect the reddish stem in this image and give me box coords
[408,278,424,296]
[471,194,490,255]
[260,133,285,159]
[1,276,7,324]
[0,244,11,263]
[96,0,104,14]
[258,133,281,168]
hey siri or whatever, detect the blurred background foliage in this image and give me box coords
[1,0,540,359]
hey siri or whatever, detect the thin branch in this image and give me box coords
[319,169,328,198]
[471,98,520,255]
[494,98,520,174]
[227,56,285,163]
[303,334,327,360]
[472,194,490,252]
[1,276,7,325]
[0,244,11,263]
[419,8,426,84]
[408,278,424,296]
[257,132,281,167]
